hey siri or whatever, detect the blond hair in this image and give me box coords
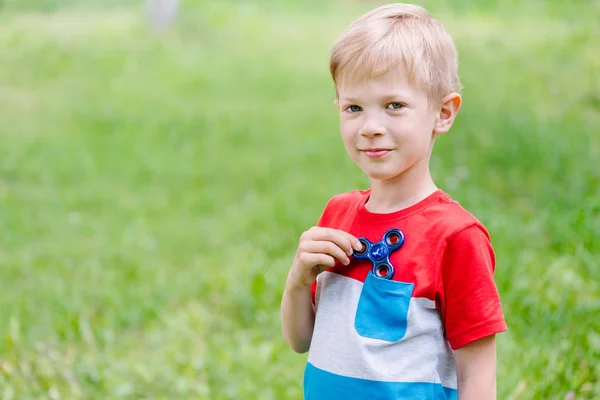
[330,3,462,106]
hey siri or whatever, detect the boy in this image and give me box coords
[280,3,507,400]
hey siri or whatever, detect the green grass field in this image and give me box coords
[0,0,598,398]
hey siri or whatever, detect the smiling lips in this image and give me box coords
[361,148,392,159]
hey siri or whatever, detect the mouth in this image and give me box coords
[361,148,392,159]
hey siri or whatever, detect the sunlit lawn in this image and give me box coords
[0,0,598,398]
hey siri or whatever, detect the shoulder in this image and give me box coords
[317,189,369,228]
[425,191,492,244]
[429,193,497,273]
[324,189,369,209]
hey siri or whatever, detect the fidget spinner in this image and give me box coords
[353,228,405,280]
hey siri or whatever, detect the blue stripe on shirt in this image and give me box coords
[304,362,458,400]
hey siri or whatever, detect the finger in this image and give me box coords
[299,252,336,268]
[301,240,351,265]
[308,227,362,255]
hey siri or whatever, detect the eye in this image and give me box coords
[386,102,404,110]
[346,105,362,113]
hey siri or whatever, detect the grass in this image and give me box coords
[0,0,598,398]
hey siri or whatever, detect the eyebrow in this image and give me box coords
[339,94,409,103]
[338,96,360,103]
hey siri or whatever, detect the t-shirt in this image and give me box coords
[304,189,508,400]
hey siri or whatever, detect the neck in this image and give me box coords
[366,158,438,214]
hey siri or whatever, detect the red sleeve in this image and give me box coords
[308,191,365,307]
[310,196,336,306]
[438,224,508,350]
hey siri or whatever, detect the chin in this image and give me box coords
[364,168,403,181]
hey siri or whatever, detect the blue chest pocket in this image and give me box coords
[354,272,414,342]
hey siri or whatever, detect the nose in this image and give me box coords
[358,112,385,138]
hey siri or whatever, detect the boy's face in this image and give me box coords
[336,68,457,184]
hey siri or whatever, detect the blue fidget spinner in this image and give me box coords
[353,228,405,280]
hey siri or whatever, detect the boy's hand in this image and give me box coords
[287,227,363,290]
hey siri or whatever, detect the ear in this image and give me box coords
[434,93,462,134]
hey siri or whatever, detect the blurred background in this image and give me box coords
[0,0,598,398]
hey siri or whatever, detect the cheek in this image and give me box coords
[339,123,356,145]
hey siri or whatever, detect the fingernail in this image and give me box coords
[355,241,362,250]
